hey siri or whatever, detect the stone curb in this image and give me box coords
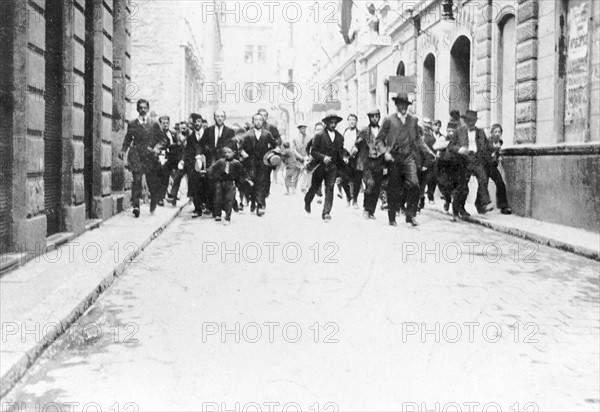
[423,208,600,262]
[0,201,189,399]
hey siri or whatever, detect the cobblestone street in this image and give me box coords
[4,187,599,411]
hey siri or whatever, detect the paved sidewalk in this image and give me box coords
[0,201,188,398]
[422,201,600,261]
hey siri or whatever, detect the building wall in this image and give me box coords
[131,1,221,124]
[310,0,599,232]
[0,0,133,254]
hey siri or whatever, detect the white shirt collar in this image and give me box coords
[254,128,262,139]
[397,112,407,123]
[327,130,336,139]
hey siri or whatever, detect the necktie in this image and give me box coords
[225,161,230,174]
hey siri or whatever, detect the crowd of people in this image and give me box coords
[119,94,512,227]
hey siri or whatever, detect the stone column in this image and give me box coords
[62,0,86,236]
[111,0,132,212]
[474,0,493,129]
[515,0,539,143]
[11,0,47,252]
[87,0,114,220]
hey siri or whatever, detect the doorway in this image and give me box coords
[423,53,436,120]
[450,36,471,115]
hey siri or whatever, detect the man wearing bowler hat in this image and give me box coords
[304,111,345,221]
[376,93,429,226]
[448,109,495,215]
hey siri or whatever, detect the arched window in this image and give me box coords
[423,54,436,120]
[450,36,471,115]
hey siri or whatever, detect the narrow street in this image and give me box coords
[4,186,599,411]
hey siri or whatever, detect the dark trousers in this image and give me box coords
[131,165,161,208]
[157,164,172,201]
[248,166,270,208]
[486,164,509,209]
[351,168,363,203]
[362,160,383,214]
[435,160,454,202]
[214,180,237,219]
[425,167,437,201]
[386,154,419,220]
[202,174,215,215]
[337,163,352,201]
[449,162,469,214]
[169,168,186,199]
[305,163,338,217]
[465,156,491,210]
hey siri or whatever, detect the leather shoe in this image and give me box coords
[215,216,222,222]
[443,201,450,212]
[157,200,165,207]
[501,207,513,215]
[389,220,397,226]
[133,208,140,218]
[452,213,460,222]
[459,208,471,218]
[256,207,265,217]
[406,216,419,227]
[304,201,311,214]
[477,204,494,214]
[322,214,331,222]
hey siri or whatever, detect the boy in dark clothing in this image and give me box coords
[209,147,253,225]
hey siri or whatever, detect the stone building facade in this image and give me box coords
[131,1,222,125]
[308,0,599,232]
[0,0,133,254]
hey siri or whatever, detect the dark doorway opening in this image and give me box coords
[423,53,436,121]
[450,36,471,115]
[44,0,63,236]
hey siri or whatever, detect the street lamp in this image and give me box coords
[441,0,455,21]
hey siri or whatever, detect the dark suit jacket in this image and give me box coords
[355,126,380,171]
[183,129,204,165]
[122,119,167,172]
[265,123,281,145]
[448,126,493,162]
[310,130,345,169]
[199,125,236,168]
[241,128,278,171]
[376,113,420,157]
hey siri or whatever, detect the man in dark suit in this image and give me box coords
[355,109,384,219]
[185,113,206,216]
[199,110,237,217]
[258,108,281,194]
[240,113,279,216]
[447,110,495,215]
[376,93,429,226]
[167,121,190,206]
[304,112,346,221]
[156,115,179,206]
[119,99,168,217]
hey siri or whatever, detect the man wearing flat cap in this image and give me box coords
[304,112,345,221]
[376,93,431,226]
[355,108,385,219]
[448,109,495,215]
